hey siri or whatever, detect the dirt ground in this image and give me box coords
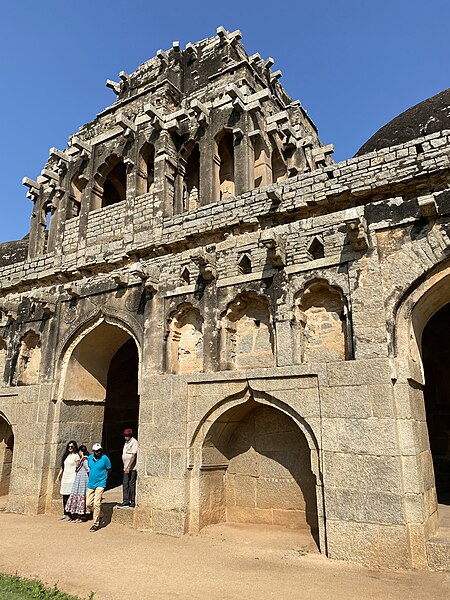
[1,508,450,600]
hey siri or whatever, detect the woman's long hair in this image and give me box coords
[61,440,78,468]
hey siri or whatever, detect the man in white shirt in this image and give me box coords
[117,428,138,508]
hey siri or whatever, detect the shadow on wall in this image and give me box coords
[200,400,319,547]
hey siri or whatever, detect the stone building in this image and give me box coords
[0,28,449,571]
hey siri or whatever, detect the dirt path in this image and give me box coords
[1,511,449,600]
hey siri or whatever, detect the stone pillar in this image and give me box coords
[198,133,213,206]
[153,130,177,219]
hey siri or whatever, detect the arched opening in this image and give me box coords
[292,280,349,364]
[12,331,41,386]
[69,173,86,218]
[0,415,14,509]
[220,292,274,370]
[61,320,139,489]
[215,131,235,201]
[271,146,288,183]
[422,303,450,504]
[198,399,319,547]
[252,136,271,189]
[102,338,139,487]
[166,304,204,374]
[137,142,155,196]
[183,144,200,211]
[100,158,127,207]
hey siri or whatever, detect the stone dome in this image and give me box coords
[355,88,450,156]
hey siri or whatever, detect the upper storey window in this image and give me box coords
[102,159,127,207]
[215,131,235,201]
[183,144,200,211]
[271,146,288,183]
[137,142,155,196]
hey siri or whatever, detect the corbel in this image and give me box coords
[112,272,130,288]
[106,71,130,96]
[266,189,282,204]
[184,43,198,63]
[157,49,169,68]
[49,148,69,176]
[345,212,368,252]
[116,113,136,141]
[311,144,334,165]
[64,283,80,298]
[128,263,159,293]
[144,103,165,130]
[22,177,41,200]
[70,137,92,159]
[270,70,283,83]
[106,79,121,95]
[418,194,438,218]
[190,99,210,126]
[259,230,286,268]
[232,128,244,141]
[190,250,216,281]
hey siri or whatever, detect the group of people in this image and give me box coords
[56,428,138,532]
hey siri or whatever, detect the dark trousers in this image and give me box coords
[123,470,137,505]
[62,494,72,518]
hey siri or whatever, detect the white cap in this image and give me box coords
[92,443,102,451]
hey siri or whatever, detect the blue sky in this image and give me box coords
[1,1,449,243]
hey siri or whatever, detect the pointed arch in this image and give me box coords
[137,142,155,196]
[292,279,350,363]
[166,303,204,374]
[215,130,235,201]
[219,291,274,370]
[188,386,322,548]
[94,154,127,208]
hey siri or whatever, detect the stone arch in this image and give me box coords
[12,330,41,386]
[215,130,235,201]
[395,261,450,383]
[94,154,127,208]
[219,292,275,370]
[0,412,14,503]
[166,303,204,374]
[178,142,200,212]
[59,315,141,402]
[58,316,141,485]
[395,262,450,509]
[136,141,155,196]
[188,387,322,549]
[251,134,271,188]
[271,143,287,183]
[292,279,349,363]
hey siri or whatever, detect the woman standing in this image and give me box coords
[65,445,90,522]
[56,440,78,520]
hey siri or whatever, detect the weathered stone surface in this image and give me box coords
[1,27,450,573]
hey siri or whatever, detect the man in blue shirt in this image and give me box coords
[86,443,111,532]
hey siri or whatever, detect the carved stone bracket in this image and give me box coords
[190,249,217,280]
[346,215,369,252]
[259,231,286,268]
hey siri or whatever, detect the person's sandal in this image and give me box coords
[90,523,100,532]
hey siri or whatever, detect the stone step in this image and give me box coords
[111,505,136,527]
[427,528,450,571]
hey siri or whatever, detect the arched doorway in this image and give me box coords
[197,398,319,547]
[61,319,140,489]
[0,415,14,509]
[102,338,139,487]
[422,303,450,504]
